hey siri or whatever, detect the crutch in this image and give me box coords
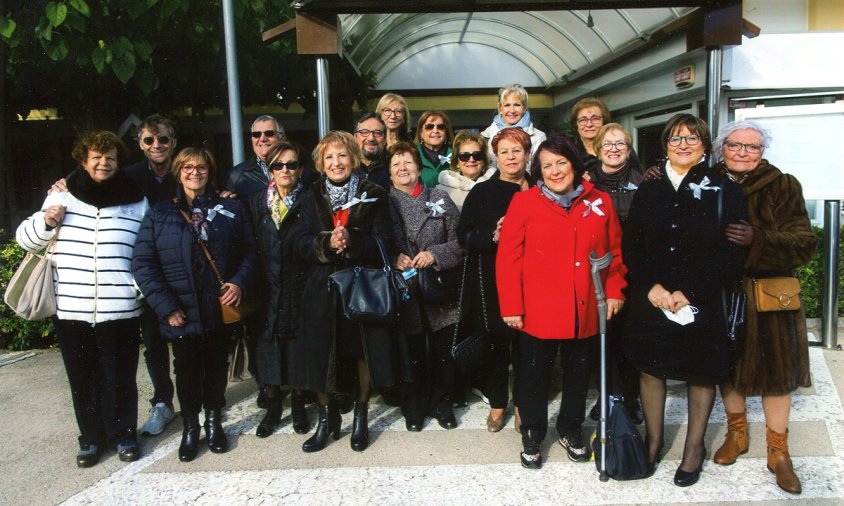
[589,250,613,482]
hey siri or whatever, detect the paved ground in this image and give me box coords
[1,326,843,505]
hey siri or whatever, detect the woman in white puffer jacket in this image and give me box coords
[480,84,546,173]
[436,130,497,212]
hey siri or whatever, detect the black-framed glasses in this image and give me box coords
[269,160,301,171]
[382,108,404,117]
[250,130,278,139]
[576,115,603,126]
[667,135,701,146]
[180,163,209,174]
[725,141,763,154]
[142,135,170,146]
[355,129,385,138]
[601,140,628,151]
[424,123,446,131]
[457,151,483,162]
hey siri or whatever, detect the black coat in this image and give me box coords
[124,160,177,206]
[225,157,268,196]
[290,175,407,392]
[132,191,258,341]
[622,161,747,383]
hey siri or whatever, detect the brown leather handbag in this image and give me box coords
[753,277,801,312]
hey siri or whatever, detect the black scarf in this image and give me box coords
[591,161,632,191]
[419,144,448,167]
[66,167,144,208]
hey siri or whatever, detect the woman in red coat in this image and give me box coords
[497,135,626,469]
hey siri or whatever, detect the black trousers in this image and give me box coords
[171,327,231,417]
[140,303,174,408]
[478,330,520,409]
[401,323,457,421]
[54,317,140,446]
[517,333,594,444]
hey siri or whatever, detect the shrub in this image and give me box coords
[795,226,844,318]
[0,231,55,350]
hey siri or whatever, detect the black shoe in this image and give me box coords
[256,389,269,409]
[558,430,591,463]
[405,419,424,432]
[589,401,600,421]
[674,450,706,487]
[624,399,644,425]
[256,398,283,438]
[302,402,341,453]
[436,414,458,430]
[179,415,201,462]
[76,442,100,468]
[291,392,311,435]
[205,409,228,454]
[117,429,140,462]
[350,402,369,452]
[520,441,542,470]
[335,392,354,414]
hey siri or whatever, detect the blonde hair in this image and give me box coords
[498,84,529,109]
[376,93,411,137]
[312,131,361,173]
[450,130,490,172]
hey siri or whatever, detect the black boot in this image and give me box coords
[256,398,283,438]
[350,402,369,452]
[291,392,311,435]
[205,409,228,454]
[302,402,341,453]
[179,414,201,462]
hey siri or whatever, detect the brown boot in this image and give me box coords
[714,411,749,465]
[766,427,801,494]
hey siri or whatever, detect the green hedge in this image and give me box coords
[0,227,841,349]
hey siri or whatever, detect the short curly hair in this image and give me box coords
[312,131,361,173]
[71,131,129,165]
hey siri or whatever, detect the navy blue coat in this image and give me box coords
[132,191,257,340]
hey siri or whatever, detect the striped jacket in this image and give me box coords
[16,191,150,323]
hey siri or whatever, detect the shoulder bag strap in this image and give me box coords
[451,254,489,351]
[177,206,225,287]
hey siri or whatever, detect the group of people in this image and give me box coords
[15,87,815,495]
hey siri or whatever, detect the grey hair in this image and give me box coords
[497,84,529,109]
[713,120,771,161]
[250,115,285,135]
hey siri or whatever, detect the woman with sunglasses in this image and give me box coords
[133,147,257,462]
[415,110,454,188]
[481,84,546,169]
[245,140,311,439]
[623,114,746,486]
[436,130,497,212]
[377,93,412,148]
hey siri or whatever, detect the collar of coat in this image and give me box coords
[66,167,145,208]
[311,174,387,230]
[715,159,779,197]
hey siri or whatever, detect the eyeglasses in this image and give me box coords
[269,160,301,171]
[355,129,385,138]
[424,123,446,131]
[725,141,763,154]
[251,130,278,139]
[601,140,628,151]
[457,151,483,162]
[142,135,171,146]
[382,108,403,118]
[180,163,209,174]
[576,115,603,126]
[667,135,701,147]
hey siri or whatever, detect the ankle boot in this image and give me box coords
[302,401,341,453]
[714,411,749,465]
[205,409,229,454]
[291,392,311,435]
[256,398,283,438]
[767,427,801,494]
[350,402,369,452]
[179,414,201,462]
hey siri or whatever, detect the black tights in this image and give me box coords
[316,359,372,405]
[639,372,714,471]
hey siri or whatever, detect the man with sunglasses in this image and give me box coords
[225,115,287,196]
[353,112,390,190]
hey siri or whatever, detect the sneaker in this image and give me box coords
[140,402,176,437]
[558,431,591,463]
[521,441,542,469]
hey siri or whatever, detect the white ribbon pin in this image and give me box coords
[438,154,451,166]
[582,198,605,218]
[623,182,638,191]
[340,192,379,211]
[207,204,235,222]
[688,176,720,200]
[426,198,446,217]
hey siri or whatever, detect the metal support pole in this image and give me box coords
[316,57,330,138]
[821,201,840,349]
[222,0,245,165]
[706,46,722,152]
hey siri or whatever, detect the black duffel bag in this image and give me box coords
[592,396,649,480]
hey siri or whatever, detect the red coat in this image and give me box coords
[496,181,626,339]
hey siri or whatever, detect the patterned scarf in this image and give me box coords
[325,172,361,212]
[267,180,303,229]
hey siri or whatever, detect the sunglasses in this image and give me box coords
[142,135,171,146]
[269,160,301,171]
[180,163,209,174]
[251,130,278,139]
[423,123,446,131]
[457,151,483,162]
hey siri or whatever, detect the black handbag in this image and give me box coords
[395,204,460,304]
[328,236,409,323]
[451,255,488,375]
[592,396,649,480]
